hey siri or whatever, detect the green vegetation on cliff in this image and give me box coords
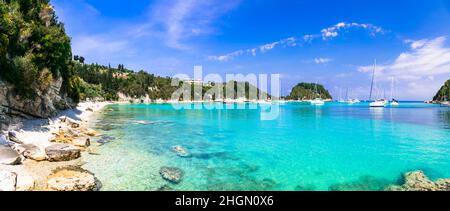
[287,83,332,100]
[0,0,78,100]
[433,79,450,102]
[71,62,178,101]
[0,1,273,104]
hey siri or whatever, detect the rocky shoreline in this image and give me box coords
[0,102,110,191]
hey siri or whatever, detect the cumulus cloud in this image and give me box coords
[358,36,450,100]
[358,36,450,80]
[209,22,384,62]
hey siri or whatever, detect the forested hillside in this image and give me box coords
[287,83,332,100]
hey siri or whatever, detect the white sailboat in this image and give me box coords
[310,82,325,106]
[389,77,400,106]
[369,60,387,108]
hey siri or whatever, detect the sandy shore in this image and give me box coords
[0,101,112,190]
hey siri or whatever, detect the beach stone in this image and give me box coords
[8,131,23,144]
[0,145,22,165]
[16,174,35,191]
[45,144,81,162]
[159,167,184,184]
[22,144,46,161]
[50,131,75,144]
[82,128,97,137]
[172,145,191,158]
[0,171,17,191]
[72,138,90,148]
[46,166,98,191]
[59,116,81,128]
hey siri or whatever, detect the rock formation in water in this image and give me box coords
[287,83,333,100]
[433,79,450,102]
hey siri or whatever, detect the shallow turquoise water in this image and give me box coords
[83,102,450,191]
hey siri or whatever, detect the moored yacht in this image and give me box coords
[370,99,388,107]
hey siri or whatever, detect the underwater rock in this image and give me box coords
[46,166,99,191]
[191,152,232,160]
[157,184,174,191]
[0,145,22,165]
[136,120,156,125]
[172,145,191,158]
[386,171,450,191]
[159,167,184,184]
[329,175,391,191]
[295,184,317,191]
[45,144,81,162]
[96,135,115,145]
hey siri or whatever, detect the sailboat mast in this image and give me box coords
[390,77,394,100]
[369,59,377,100]
[345,88,349,100]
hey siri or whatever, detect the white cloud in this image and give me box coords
[321,22,384,39]
[359,36,450,80]
[209,22,384,62]
[72,35,134,61]
[314,58,333,64]
[150,0,240,49]
[358,36,450,100]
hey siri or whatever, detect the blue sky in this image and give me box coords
[52,0,450,100]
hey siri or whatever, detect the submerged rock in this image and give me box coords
[96,135,115,145]
[386,171,450,191]
[159,167,184,184]
[46,166,99,191]
[0,145,22,165]
[0,171,17,191]
[172,145,191,158]
[329,175,391,191]
[45,144,81,162]
[157,184,174,191]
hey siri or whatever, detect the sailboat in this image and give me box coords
[389,77,400,106]
[343,88,360,104]
[369,60,388,108]
[310,82,325,106]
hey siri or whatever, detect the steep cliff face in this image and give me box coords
[0,78,73,129]
[433,79,450,102]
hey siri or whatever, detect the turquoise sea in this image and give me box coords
[83,102,450,191]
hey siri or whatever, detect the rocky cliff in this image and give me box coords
[0,78,73,130]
